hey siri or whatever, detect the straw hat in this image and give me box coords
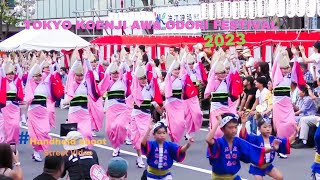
[73,62,84,75]
[32,64,42,76]
[172,60,181,70]
[166,54,175,70]
[70,48,81,66]
[88,51,97,63]
[224,60,231,69]
[214,61,225,73]
[236,45,243,51]
[4,62,15,74]
[136,66,146,79]
[279,50,290,68]
[186,53,195,64]
[242,49,252,57]
[42,61,50,68]
[109,62,119,74]
[63,131,87,151]
[193,43,203,50]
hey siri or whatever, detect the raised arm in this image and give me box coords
[206,115,221,145]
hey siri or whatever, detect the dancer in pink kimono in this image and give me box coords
[64,52,100,149]
[39,56,57,129]
[131,62,162,168]
[0,61,24,144]
[204,58,231,138]
[25,62,53,162]
[164,59,198,143]
[181,54,203,140]
[98,61,131,157]
[88,54,104,136]
[272,49,297,139]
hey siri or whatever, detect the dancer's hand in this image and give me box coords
[299,46,305,53]
[188,138,194,146]
[272,139,282,151]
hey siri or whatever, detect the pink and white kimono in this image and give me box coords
[164,64,187,143]
[204,63,234,139]
[130,67,160,150]
[25,65,53,152]
[65,60,101,148]
[181,62,203,136]
[98,62,131,149]
[272,75,296,138]
[0,63,24,144]
[90,60,105,132]
[41,62,57,129]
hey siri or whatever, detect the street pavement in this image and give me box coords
[18,108,313,180]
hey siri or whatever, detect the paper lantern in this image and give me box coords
[223,1,231,19]
[257,0,267,17]
[306,0,317,17]
[216,2,224,19]
[296,0,306,17]
[208,3,216,20]
[239,0,248,19]
[248,0,257,19]
[266,0,276,16]
[201,3,209,20]
[232,1,240,19]
[276,0,286,17]
[286,0,297,18]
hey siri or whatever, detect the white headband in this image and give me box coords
[220,115,239,128]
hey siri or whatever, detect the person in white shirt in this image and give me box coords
[249,76,270,134]
[299,41,320,77]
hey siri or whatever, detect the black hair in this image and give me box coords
[43,154,64,173]
[60,67,67,72]
[174,48,180,54]
[301,87,309,96]
[286,47,293,60]
[257,117,267,128]
[153,59,160,67]
[124,47,130,53]
[255,76,268,88]
[153,122,168,134]
[139,45,146,52]
[169,46,175,49]
[244,76,254,87]
[258,62,269,76]
[0,143,13,169]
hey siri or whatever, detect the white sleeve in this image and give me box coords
[84,59,93,71]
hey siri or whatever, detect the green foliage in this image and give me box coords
[0,1,21,25]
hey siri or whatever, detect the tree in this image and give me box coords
[0,1,20,40]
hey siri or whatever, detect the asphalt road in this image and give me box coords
[17,108,313,180]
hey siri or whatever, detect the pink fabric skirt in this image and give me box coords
[185,97,203,135]
[68,109,93,148]
[88,97,104,131]
[46,99,56,129]
[0,113,5,143]
[165,100,186,143]
[131,112,152,150]
[228,98,239,114]
[27,106,51,151]
[2,103,20,143]
[273,97,296,138]
[210,104,231,139]
[126,97,134,139]
[105,103,130,148]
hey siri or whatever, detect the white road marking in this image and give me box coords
[21,126,212,174]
